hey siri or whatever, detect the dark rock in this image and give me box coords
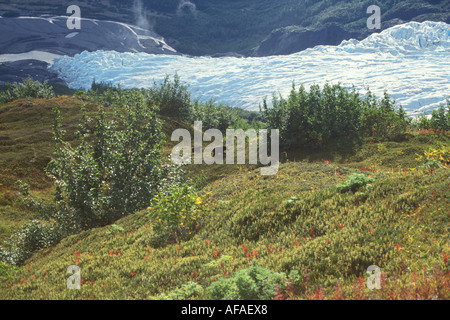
[0,16,178,56]
[0,15,178,85]
[0,59,64,86]
[209,52,245,58]
[251,24,364,57]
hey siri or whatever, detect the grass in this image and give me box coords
[0,96,449,299]
[0,96,92,243]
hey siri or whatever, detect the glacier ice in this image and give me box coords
[49,21,450,114]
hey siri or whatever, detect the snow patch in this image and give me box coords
[65,32,79,39]
[0,51,61,64]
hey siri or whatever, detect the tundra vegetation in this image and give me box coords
[0,77,448,299]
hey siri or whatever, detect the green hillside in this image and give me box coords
[0,80,449,299]
[1,140,449,299]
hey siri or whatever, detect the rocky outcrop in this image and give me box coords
[0,16,178,85]
[0,60,64,85]
[250,24,365,57]
[0,16,177,56]
[250,1,450,57]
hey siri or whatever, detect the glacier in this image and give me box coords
[49,21,450,114]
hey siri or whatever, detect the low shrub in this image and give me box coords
[147,183,208,247]
[261,84,409,149]
[188,99,240,132]
[155,281,204,300]
[416,145,450,168]
[44,97,179,233]
[76,76,259,131]
[336,173,374,193]
[0,220,61,266]
[412,100,450,131]
[206,259,286,300]
[1,93,186,266]
[0,77,55,103]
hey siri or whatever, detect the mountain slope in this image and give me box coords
[0,16,176,56]
[1,0,449,55]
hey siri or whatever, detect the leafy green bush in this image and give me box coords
[0,220,60,266]
[412,100,450,131]
[75,76,260,131]
[261,83,363,148]
[155,281,204,300]
[105,224,125,236]
[189,99,241,131]
[359,90,408,140]
[206,259,286,300]
[416,145,450,169]
[1,91,188,266]
[336,173,374,193]
[90,80,115,94]
[0,77,55,103]
[147,183,208,247]
[261,84,408,149]
[44,94,185,233]
[145,75,192,118]
[75,84,148,110]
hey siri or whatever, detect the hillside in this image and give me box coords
[1,0,449,55]
[0,16,177,56]
[0,93,449,299]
